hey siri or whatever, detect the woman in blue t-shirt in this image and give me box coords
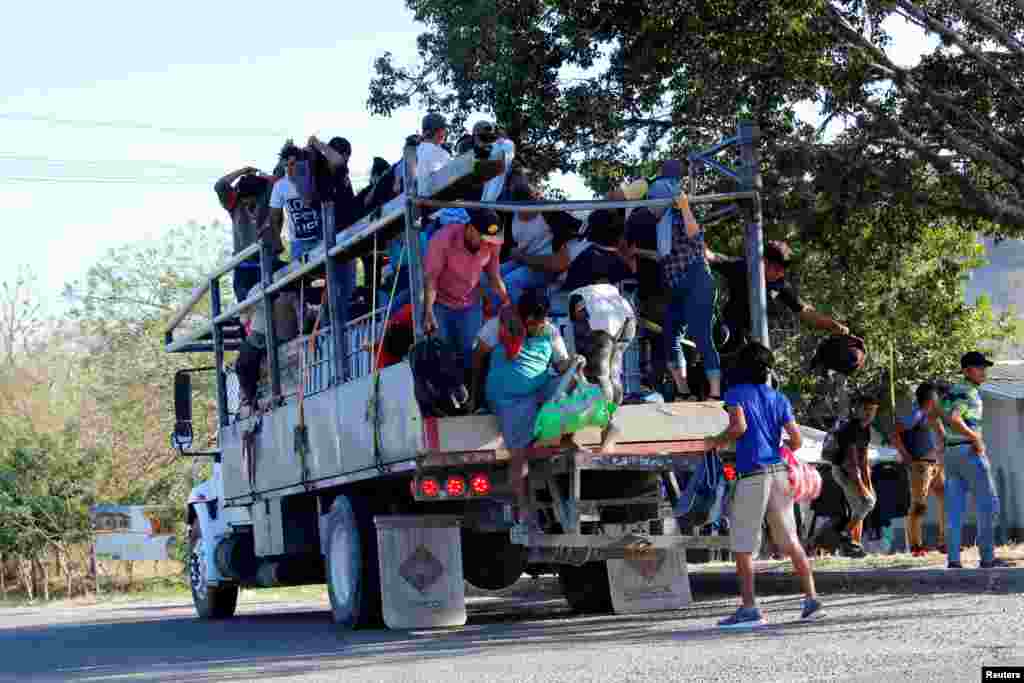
[704,342,824,628]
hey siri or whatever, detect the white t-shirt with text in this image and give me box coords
[270,177,323,247]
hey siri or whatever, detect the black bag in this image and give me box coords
[811,334,867,376]
[408,338,470,418]
[868,463,911,526]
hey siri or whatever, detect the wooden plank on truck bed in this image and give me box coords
[422,401,729,454]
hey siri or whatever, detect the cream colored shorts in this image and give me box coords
[730,466,799,554]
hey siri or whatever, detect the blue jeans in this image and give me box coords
[433,301,483,373]
[482,262,548,308]
[944,444,999,565]
[664,262,720,379]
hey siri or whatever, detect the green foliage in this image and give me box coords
[0,422,105,559]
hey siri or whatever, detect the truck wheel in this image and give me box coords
[558,561,613,614]
[188,523,239,619]
[461,530,527,591]
[324,494,383,629]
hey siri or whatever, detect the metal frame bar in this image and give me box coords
[210,275,229,427]
[403,142,424,337]
[414,191,756,213]
[737,119,769,347]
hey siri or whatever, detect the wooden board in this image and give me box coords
[425,402,729,454]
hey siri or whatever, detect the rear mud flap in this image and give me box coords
[606,548,691,614]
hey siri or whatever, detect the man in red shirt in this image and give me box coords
[422,208,509,374]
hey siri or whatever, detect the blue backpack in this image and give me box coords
[673,452,726,529]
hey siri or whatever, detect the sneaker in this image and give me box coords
[910,545,924,558]
[947,561,963,569]
[801,598,826,622]
[840,542,867,559]
[980,559,1011,569]
[718,607,766,629]
[936,544,948,554]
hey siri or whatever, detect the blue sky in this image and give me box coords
[0,3,936,315]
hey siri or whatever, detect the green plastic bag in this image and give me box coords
[533,382,618,442]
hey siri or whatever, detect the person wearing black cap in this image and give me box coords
[709,240,850,353]
[417,112,451,196]
[422,206,508,375]
[941,350,1007,568]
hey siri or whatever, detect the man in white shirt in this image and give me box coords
[416,113,452,196]
[472,121,516,202]
[269,142,324,262]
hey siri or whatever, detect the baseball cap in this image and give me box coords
[422,112,448,133]
[961,351,994,368]
[468,208,503,244]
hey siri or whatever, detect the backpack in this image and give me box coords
[673,452,726,529]
[811,334,867,376]
[408,338,470,418]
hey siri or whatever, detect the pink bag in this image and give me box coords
[780,446,822,503]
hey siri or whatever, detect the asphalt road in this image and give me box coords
[2,579,1023,683]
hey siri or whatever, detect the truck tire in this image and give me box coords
[188,523,239,620]
[461,529,527,591]
[324,494,383,629]
[558,561,613,614]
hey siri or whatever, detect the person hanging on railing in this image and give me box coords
[214,166,284,303]
[422,207,509,377]
[654,180,723,400]
[308,135,359,232]
[707,240,850,355]
[561,209,637,292]
[568,283,637,452]
[269,142,324,263]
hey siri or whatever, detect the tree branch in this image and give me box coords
[948,0,1024,59]
[895,0,1024,105]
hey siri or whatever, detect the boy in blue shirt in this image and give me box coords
[705,342,824,628]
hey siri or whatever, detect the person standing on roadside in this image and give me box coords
[893,382,946,557]
[707,342,824,628]
[942,351,1008,569]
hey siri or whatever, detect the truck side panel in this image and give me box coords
[220,362,425,502]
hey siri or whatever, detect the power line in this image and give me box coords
[0,112,290,138]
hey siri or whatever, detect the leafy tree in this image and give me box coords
[63,221,229,505]
[370,0,1024,234]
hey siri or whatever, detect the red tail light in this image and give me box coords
[469,472,491,496]
[445,476,466,497]
[419,477,440,498]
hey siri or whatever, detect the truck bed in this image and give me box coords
[420,401,729,462]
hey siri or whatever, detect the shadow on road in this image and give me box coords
[0,588,998,683]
